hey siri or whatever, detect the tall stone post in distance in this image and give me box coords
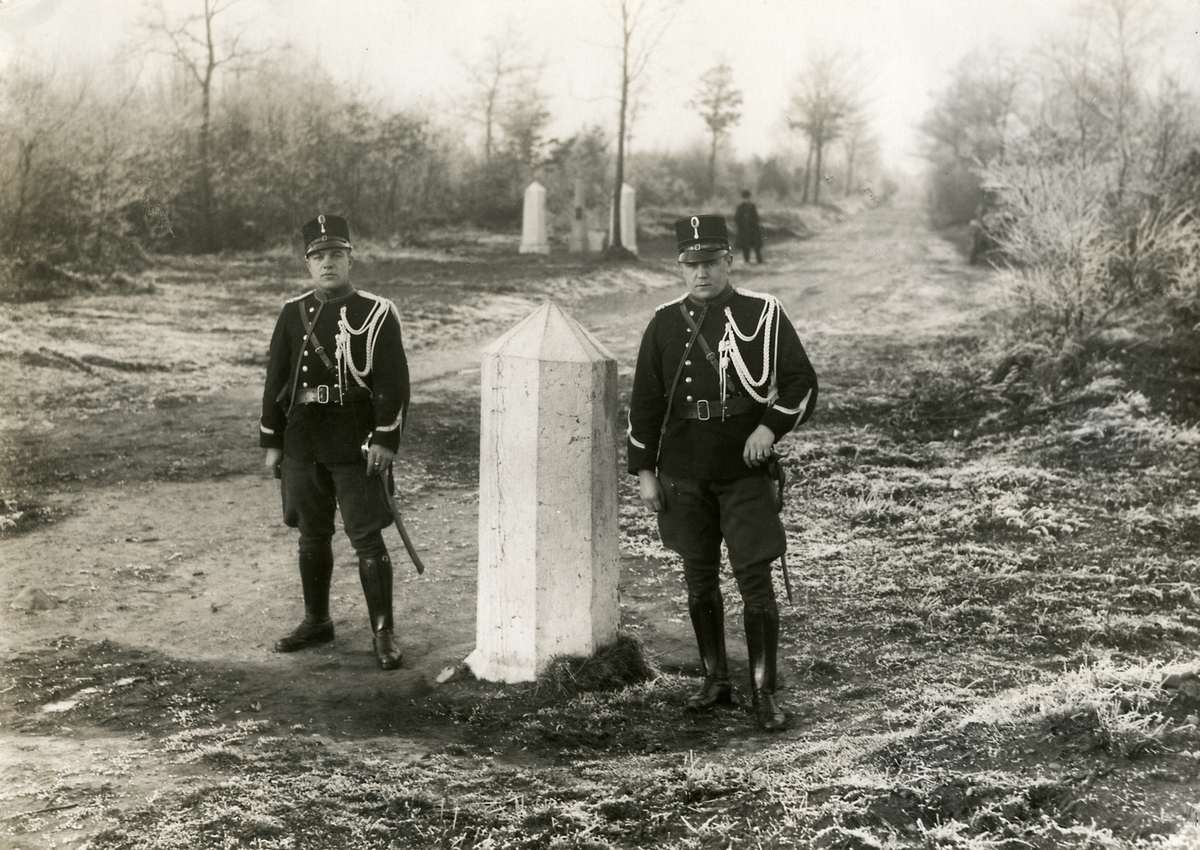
[608,183,637,255]
[519,180,550,254]
[569,178,587,253]
[467,302,619,683]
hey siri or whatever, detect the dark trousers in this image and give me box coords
[741,243,763,263]
[280,456,392,559]
[656,472,784,608]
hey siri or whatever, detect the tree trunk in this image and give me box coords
[484,88,496,163]
[12,139,35,245]
[199,0,217,252]
[801,142,814,204]
[708,131,718,198]
[199,81,215,251]
[813,139,825,205]
[609,7,629,254]
[844,136,857,197]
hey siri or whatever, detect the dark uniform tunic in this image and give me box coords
[260,288,409,461]
[626,285,817,594]
[627,285,816,478]
[259,287,409,551]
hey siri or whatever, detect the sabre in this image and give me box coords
[363,442,426,575]
[381,477,426,575]
[767,456,794,605]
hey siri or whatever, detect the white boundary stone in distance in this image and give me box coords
[607,183,637,254]
[519,180,550,254]
[466,302,620,682]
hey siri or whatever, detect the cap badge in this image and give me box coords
[690,216,700,239]
[317,214,326,234]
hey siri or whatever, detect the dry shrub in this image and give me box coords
[1111,203,1200,326]
[539,633,657,696]
[984,160,1117,344]
[960,655,1183,759]
[1066,391,1200,452]
[982,156,1200,395]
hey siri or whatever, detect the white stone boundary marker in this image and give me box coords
[519,180,550,254]
[608,182,638,255]
[466,302,620,682]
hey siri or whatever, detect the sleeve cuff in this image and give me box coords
[372,428,401,453]
[259,423,283,449]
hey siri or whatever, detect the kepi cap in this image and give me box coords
[302,214,352,256]
[675,214,730,263]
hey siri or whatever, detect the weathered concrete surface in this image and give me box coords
[467,302,619,682]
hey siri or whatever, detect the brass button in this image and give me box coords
[685,395,694,402]
[685,377,692,383]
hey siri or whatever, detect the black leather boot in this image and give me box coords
[744,605,788,731]
[685,589,735,711]
[275,546,335,652]
[359,554,402,670]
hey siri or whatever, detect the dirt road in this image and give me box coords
[3,203,1196,849]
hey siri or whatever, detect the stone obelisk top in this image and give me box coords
[482,301,615,363]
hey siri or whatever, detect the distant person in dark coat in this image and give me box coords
[734,190,764,264]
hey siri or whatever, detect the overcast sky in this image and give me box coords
[2,0,1198,174]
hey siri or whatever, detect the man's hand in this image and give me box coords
[743,424,776,467]
[366,444,396,476]
[264,447,282,476]
[638,469,664,512]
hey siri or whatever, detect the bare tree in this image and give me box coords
[607,0,674,258]
[144,0,263,251]
[1089,0,1157,203]
[1,65,87,247]
[1035,0,1158,201]
[919,51,1020,168]
[787,52,861,205]
[1145,75,1195,183]
[841,114,880,197]
[461,27,535,164]
[690,62,743,198]
[501,73,552,180]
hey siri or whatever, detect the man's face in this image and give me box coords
[679,253,733,301]
[306,247,352,291]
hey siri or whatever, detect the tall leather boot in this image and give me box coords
[275,546,335,652]
[744,605,788,731]
[685,589,735,711]
[358,554,402,670]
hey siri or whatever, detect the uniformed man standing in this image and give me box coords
[627,214,818,731]
[260,214,410,670]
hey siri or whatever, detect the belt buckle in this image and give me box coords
[696,399,710,421]
[316,385,330,404]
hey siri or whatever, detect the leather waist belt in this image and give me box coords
[674,397,758,421]
[296,385,369,405]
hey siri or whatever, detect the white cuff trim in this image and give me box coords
[771,389,812,417]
